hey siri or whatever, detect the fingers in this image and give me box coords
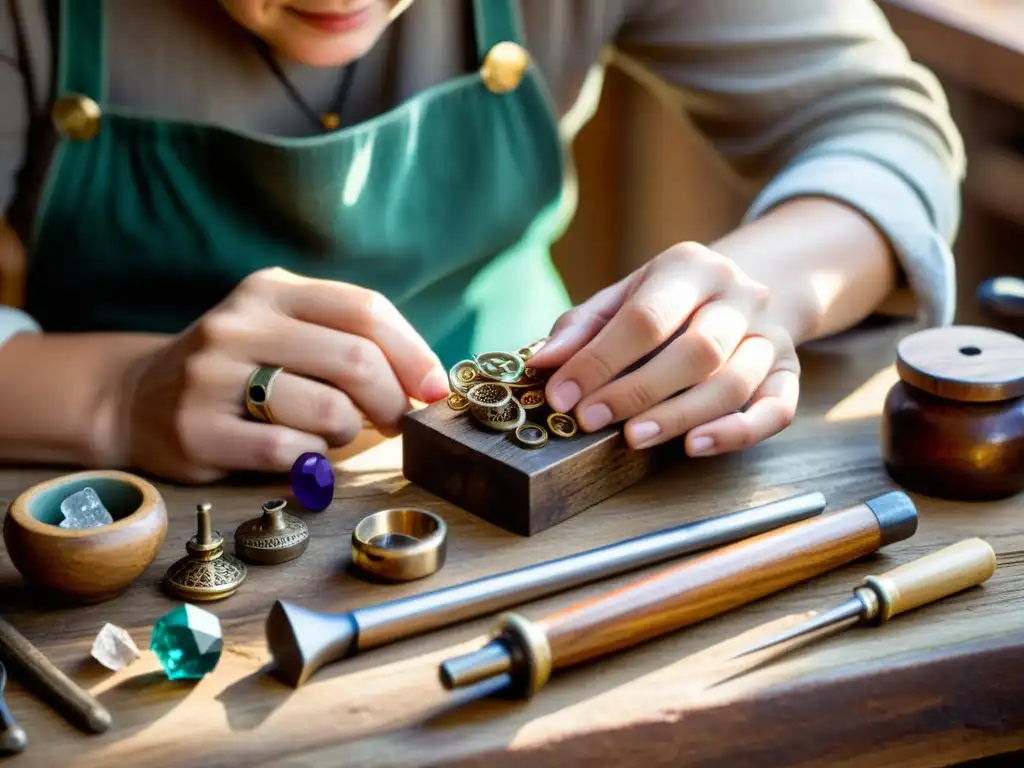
[528,275,635,369]
[239,269,448,402]
[182,413,329,474]
[684,367,800,457]
[544,246,741,413]
[251,369,364,447]
[572,293,758,432]
[621,334,780,450]
[201,313,412,432]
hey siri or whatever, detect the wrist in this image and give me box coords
[710,197,898,346]
[0,332,168,468]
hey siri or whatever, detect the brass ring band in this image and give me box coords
[245,366,284,424]
[351,508,448,583]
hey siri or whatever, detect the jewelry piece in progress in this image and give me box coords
[234,499,310,565]
[474,351,526,383]
[466,382,513,409]
[163,503,248,601]
[515,423,548,448]
[470,398,526,432]
[518,389,545,409]
[547,412,578,439]
[446,391,470,411]
[351,508,448,583]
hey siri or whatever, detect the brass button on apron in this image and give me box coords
[52,94,101,141]
[480,42,530,94]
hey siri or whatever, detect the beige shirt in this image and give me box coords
[0,0,966,343]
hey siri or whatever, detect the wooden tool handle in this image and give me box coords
[536,501,895,670]
[0,618,111,734]
[863,538,997,622]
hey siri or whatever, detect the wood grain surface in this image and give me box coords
[402,399,673,536]
[0,327,1022,768]
[537,503,886,670]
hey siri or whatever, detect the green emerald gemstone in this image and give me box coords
[150,604,223,680]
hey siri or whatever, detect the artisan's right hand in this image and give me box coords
[108,267,449,483]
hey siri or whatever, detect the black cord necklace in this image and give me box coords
[251,38,360,132]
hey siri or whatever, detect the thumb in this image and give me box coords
[527,275,636,368]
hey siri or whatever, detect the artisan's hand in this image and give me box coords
[527,243,800,457]
[110,267,448,483]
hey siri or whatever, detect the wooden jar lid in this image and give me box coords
[896,325,1024,403]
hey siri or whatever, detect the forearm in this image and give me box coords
[711,196,898,346]
[0,331,167,466]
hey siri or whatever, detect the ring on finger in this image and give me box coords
[245,365,285,424]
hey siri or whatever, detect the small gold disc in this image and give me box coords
[321,113,341,130]
[447,391,470,411]
[547,412,578,439]
[449,360,481,392]
[518,389,546,409]
[515,422,548,448]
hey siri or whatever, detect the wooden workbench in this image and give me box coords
[0,326,1021,768]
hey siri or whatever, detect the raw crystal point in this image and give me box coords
[91,622,141,671]
[290,452,335,511]
[151,604,223,680]
[58,486,114,529]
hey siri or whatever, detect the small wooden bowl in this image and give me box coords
[881,325,1024,500]
[3,470,169,603]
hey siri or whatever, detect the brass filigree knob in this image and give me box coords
[163,503,247,601]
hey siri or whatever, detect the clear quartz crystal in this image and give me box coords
[59,487,114,529]
[91,623,142,671]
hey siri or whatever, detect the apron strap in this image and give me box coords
[54,0,105,100]
[472,0,525,60]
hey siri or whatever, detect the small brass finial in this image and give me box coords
[163,502,247,601]
[234,499,310,565]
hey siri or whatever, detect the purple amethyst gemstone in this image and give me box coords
[290,452,335,512]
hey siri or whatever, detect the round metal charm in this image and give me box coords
[449,360,481,393]
[547,412,579,439]
[515,422,549,448]
[474,352,525,383]
[517,389,546,409]
[447,391,470,411]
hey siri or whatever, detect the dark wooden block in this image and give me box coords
[401,401,675,536]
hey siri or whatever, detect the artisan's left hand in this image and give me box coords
[527,242,801,457]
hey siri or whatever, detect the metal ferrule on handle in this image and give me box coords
[266,492,827,686]
[440,491,918,696]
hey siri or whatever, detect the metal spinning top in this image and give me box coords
[234,499,310,565]
[163,503,248,602]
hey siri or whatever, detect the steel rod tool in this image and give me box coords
[266,492,827,686]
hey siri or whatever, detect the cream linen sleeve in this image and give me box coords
[613,0,966,327]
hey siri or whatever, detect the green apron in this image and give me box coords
[25,0,576,368]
